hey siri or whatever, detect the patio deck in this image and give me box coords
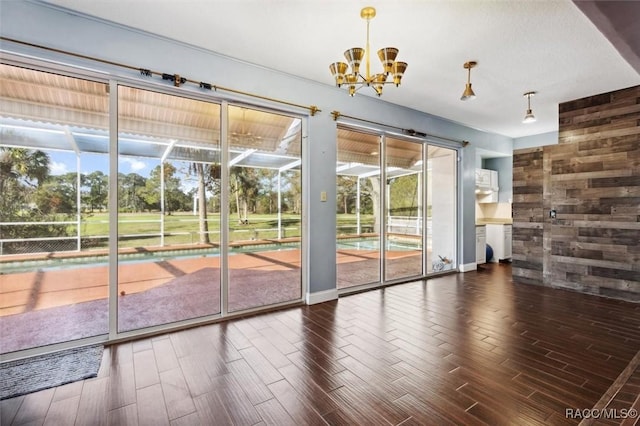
[0,244,423,354]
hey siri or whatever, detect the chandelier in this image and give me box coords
[329,7,407,97]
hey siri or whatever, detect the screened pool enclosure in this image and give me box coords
[1,61,459,357]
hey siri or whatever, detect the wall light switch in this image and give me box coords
[320,191,327,202]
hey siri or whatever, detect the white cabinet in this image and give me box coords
[489,170,499,191]
[476,225,486,264]
[475,169,498,190]
[486,224,512,262]
[476,169,499,203]
[475,169,491,188]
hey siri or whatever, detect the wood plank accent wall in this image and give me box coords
[512,147,544,285]
[513,85,640,301]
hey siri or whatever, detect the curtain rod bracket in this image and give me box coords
[331,111,341,121]
[404,128,426,137]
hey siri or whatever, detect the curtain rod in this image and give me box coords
[331,110,469,147]
[0,37,321,117]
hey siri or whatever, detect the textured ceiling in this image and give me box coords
[40,0,640,139]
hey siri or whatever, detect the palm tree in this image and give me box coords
[0,147,50,191]
[0,147,50,220]
[0,147,52,245]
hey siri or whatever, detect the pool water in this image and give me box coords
[0,242,300,274]
[337,238,421,251]
[1,238,420,274]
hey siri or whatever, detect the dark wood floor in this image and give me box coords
[2,263,639,425]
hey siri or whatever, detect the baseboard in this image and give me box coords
[458,262,478,272]
[306,288,339,305]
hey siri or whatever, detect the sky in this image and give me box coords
[46,150,198,192]
[48,151,152,176]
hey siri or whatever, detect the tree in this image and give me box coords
[34,172,76,215]
[0,147,50,193]
[140,163,187,214]
[118,172,147,212]
[82,171,108,212]
[0,147,73,253]
[388,174,419,217]
[230,166,259,223]
[336,175,357,214]
[367,176,381,234]
[188,162,220,244]
[283,169,301,215]
[256,169,278,214]
[0,147,51,220]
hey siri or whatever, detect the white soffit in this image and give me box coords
[38,0,640,138]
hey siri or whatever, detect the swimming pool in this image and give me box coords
[0,242,301,274]
[0,237,421,274]
[337,237,421,251]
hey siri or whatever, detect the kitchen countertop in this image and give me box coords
[475,218,513,225]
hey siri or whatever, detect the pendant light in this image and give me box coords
[329,7,407,97]
[460,61,477,101]
[522,91,537,123]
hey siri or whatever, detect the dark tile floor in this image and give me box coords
[2,263,639,425]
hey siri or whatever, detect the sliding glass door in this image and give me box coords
[117,86,222,332]
[336,126,458,292]
[226,105,302,312]
[427,145,457,273]
[336,128,381,288]
[0,64,110,352]
[0,62,304,356]
[384,136,423,281]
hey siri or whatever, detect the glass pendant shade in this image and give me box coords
[461,83,476,101]
[523,109,536,123]
[344,48,364,75]
[377,47,399,74]
[329,62,348,86]
[392,62,407,86]
[346,74,358,96]
[372,73,387,96]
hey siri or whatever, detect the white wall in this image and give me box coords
[0,1,514,295]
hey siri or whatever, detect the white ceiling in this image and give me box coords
[42,0,640,139]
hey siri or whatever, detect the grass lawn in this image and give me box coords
[79,211,311,248]
[3,212,376,253]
